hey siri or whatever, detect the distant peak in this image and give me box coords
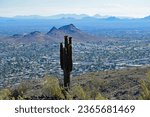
[11,34,23,38]
[47,26,58,34]
[68,24,76,28]
[59,24,79,31]
[68,24,75,27]
[105,16,120,20]
[50,26,58,32]
[30,31,41,35]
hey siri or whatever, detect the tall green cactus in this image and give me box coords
[60,36,73,88]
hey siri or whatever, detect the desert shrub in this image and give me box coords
[84,85,106,100]
[61,88,72,100]
[85,88,106,100]
[0,88,11,100]
[17,83,29,96]
[42,76,64,99]
[0,82,30,100]
[95,92,106,100]
[82,78,106,100]
[140,71,150,99]
[140,80,150,99]
[69,82,106,100]
[11,82,32,100]
[69,84,86,100]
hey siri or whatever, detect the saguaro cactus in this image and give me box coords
[60,36,73,88]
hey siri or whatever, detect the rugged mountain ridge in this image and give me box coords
[47,24,97,42]
[0,24,98,43]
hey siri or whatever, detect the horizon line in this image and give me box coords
[0,14,150,19]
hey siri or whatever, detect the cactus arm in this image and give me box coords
[60,43,64,70]
[64,36,68,48]
[69,37,72,45]
[68,44,72,71]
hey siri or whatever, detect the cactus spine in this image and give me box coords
[60,36,73,88]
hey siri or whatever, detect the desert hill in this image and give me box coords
[0,24,98,43]
[0,66,150,100]
[73,66,150,100]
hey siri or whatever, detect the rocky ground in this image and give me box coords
[73,66,150,99]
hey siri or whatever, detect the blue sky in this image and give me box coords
[0,0,150,17]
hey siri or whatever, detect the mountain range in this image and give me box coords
[13,14,89,19]
[0,14,150,37]
[0,24,98,43]
[5,14,150,20]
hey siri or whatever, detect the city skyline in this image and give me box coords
[0,0,150,18]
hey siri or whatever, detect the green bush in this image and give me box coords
[140,71,150,99]
[83,78,106,100]
[69,83,106,100]
[42,76,64,99]
[11,81,32,100]
[95,92,106,100]
[69,84,86,99]
[0,88,11,100]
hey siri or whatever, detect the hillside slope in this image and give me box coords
[73,66,150,99]
[0,66,149,100]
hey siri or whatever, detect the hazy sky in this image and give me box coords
[0,0,150,17]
